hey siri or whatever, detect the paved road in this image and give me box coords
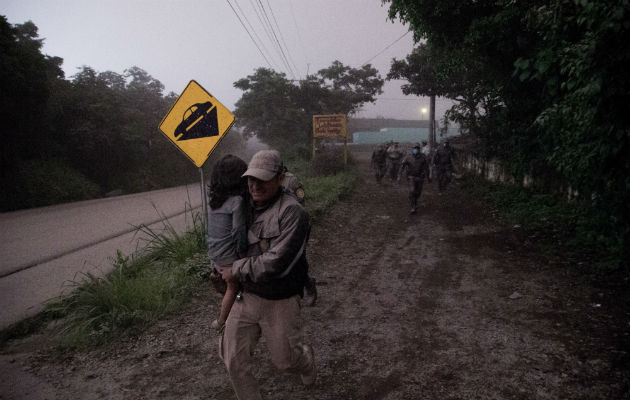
[0,184,204,329]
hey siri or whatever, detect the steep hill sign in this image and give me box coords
[158,80,235,167]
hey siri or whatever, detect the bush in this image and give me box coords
[45,209,209,348]
[303,171,357,221]
[309,146,349,176]
[46,252,202,347]
[5,159,101,211]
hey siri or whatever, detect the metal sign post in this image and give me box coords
[199,168,208,232]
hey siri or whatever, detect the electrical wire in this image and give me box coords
[265,0,301,79]
[232,0,279,71]
[256,0,296,79]
[226,0,275,69]
[361,31,411,66]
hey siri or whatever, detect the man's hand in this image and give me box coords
[217,265,234,282]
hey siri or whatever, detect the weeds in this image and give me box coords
[133,202,206,265]
[41,205,208,349]
[303,172,357,221]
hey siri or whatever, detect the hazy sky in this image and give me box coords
[2,0,453,120]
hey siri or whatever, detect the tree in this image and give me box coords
[233,68,302,147]
[384,0,630,271]
[315,61,384,115]
[233,61,383,147]
[0,18,64,163]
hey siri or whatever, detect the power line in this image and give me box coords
[248,0,275,47]
[288,1,308,76]
[361,31,411,66]
[244,0,292,77]
[232,0,279,71]
[226,0,275,69]
[256,0,296,79]
[376,97,425,101]
[265,0,301,79]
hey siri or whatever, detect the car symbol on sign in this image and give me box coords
[174,101,220,141]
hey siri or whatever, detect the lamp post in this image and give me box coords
[420,107,428,120]
[420,106,428,146]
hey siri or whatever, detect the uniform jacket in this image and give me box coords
[371,148,387,166]
[401,153,430,179]
[386,145,403,160]
[434,145,455,168]
[232,191,309,300]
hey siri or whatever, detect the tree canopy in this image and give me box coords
[233,61,384,147]
[384,0,630,271]
[0,17,246,211]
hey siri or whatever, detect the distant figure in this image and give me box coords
[421,140,430,157]
[206,155,249,332]
[400,143,431,214]
[371,144,388,183]
[421,140,433,180]
[386,142,404,183]
[433,139,456,193]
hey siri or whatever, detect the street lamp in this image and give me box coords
[420,107,428,119]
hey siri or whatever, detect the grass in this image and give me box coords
[0,207,210,349]
[0,158,358,349]
[303,172,357,221]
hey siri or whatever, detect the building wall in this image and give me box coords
[353,127,461,144]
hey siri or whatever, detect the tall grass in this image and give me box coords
[133,202,206,265]
[303,172,357,221]
[44,208,209,348]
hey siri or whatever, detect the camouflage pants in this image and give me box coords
[407,176,425,209]
[387,159,402,181]
[436,166,452,191]
[374,162,387,183]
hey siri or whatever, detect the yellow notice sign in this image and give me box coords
[158,80,235,167]
[313,114,347,138]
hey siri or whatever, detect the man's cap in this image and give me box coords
[421,140,427,145]
[413,142,421,148]
[242,150,284,181]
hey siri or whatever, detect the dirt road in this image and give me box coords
[1,147,628,399]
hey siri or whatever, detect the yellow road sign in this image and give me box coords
[158,80,235,167]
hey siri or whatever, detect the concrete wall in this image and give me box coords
[456,150,578,200]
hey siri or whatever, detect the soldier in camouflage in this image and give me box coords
[400,143,432,214]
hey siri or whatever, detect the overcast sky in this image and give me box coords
[3,0,453,121]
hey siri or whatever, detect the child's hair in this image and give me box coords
[208,154,248,209]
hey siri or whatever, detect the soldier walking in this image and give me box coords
[400,143,431,214]
[433,139,455,193]
[371,144,388,183]
[386,141,404,183]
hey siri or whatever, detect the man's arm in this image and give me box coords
[232,204,309,283]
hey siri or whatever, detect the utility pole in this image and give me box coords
[429,95,436,148]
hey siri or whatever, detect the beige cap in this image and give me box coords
[242,150,283,181]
